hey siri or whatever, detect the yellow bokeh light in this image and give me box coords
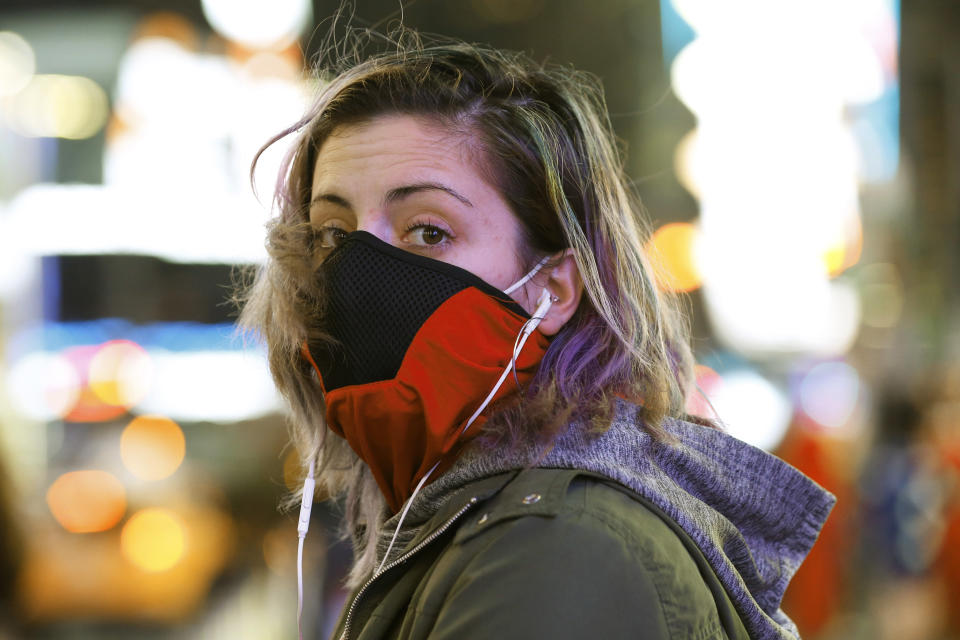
[824,215,864,277]
[4,74,109,139]
[645,222,702,293]
[89,340,153,407]
[121,508,186,572]
[46,470,126,533]
[673,129,701,198]
[120,415,186,481]
[0,31,36,97]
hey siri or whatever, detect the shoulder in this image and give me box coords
[457,467,698,563]
[433,468,730,640]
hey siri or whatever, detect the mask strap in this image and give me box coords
[503,255,551,295]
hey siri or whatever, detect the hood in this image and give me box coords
[376,398,836,640]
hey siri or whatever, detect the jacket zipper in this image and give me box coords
[338,496,479,640]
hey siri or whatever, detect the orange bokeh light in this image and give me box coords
[646,222,702,293]
[121,508,186,572]
[131,11,199,49]
[61,345,127,423]
[46,470,126,533]
[120,415,186,481]
[89,339,153,407]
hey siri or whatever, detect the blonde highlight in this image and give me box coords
[238,28,700,586]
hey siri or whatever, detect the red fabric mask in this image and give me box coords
[303,232,550,513]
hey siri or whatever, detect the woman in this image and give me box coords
[241,38,835,640]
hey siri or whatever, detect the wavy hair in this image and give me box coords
[239,32,700,584]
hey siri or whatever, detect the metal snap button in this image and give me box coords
[521,493,542,505]
[478,513,489,525]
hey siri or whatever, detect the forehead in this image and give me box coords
[312,114,486,187]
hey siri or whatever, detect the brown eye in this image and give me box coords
[420,226,445,245]
[403,223,450,248]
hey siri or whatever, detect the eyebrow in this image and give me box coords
[310,182,474,209]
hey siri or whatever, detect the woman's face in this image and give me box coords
[309,114,536,307]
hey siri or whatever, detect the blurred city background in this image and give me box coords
[0,0,958,638]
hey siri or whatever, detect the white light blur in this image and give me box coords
[669,0,882,357]
[0,212,38,298]
[109,37,236,193]
[3,74,109,139]
[232,53,312,204]
[201,0,311,50]
[94,35,309,262]
[114,38,234,139]
[6,184,269,264]
[707,369,792,451]
[134,350,280,422]
[6,351,81,421]
[799,361,861,429]
[697,221,862,357]
[0,31,36,97]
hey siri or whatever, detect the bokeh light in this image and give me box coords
[668,0,882,357]
[7,351,82,421]
[131,11,199,50]
[89,340,154,407]
[200,0,311,50]
[121,508,186,572]
[823,215,864,277]
[135,350,281,422]
[673,128,701,197]
[707,369,792,451]
[46,470,127,533]
[62,345,129,423]
[799,360,861,429]
[262,524,297,576]
[646,222,702,293]
[0,31,36,97]
[120,415,186,481]
[3,74,109,139]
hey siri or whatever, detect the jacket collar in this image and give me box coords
[376,399,835,640]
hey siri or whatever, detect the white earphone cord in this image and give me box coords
[374,288,554,576]
[297,459,316,640]
[295,258,554,632]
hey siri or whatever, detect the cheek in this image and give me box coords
[462,240,527,293]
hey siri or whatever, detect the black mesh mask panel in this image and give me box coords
[308,231,529,392]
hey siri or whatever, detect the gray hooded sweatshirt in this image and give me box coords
[370,399,836,640]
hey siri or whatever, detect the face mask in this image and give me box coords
[303,231,553,513]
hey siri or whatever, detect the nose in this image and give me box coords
[354,212,393,247]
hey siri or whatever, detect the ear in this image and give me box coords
[536,248,583,336]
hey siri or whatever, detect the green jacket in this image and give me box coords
[331,467,751,640]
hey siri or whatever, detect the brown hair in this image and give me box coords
[239,32,699,584]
